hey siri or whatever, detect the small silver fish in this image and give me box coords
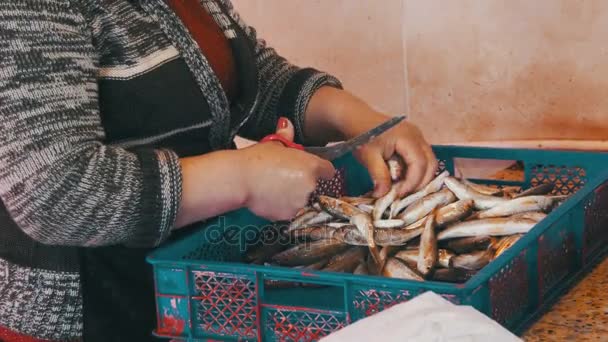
[351,213,376,249]
[353,262,370,275]
[373,184,398,221]
[357,203,374,214]
[514,183,555,198]
[373,219,406,229]
[390,171,450,217]
[432,268,475,283]
[374,226,424,246]
[287,210,318,233]
[492,234,523,258]
[443,236,495,254]
[322,247,367,273]
[288,225,336,241]
[305,211,334,225]
[472,196,557,219]
[417,211,438,277]
[399,188,456,225]
[396,249,453,269]
[339,196,376,206]
[382,257,424,281]
[271,239,350,266]
[443,176,508,210]
[462,179,503,196]
[318,196,364,220]
[438,217,537,240]
[451,250,493,270]
[510,211,547,222]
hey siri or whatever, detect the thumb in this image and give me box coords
[275,117,295,142]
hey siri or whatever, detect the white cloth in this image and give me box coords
[321,291,522,342]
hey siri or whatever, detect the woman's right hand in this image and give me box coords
[238,118,336,221]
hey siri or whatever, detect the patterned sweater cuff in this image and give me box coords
[126,149,182,248]
[277,68,343,144]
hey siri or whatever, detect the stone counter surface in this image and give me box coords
[523,258,608,341]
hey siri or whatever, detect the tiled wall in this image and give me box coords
[231,0,608,144]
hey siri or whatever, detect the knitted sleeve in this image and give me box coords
[0,1,182,248]
[220,0,344,143]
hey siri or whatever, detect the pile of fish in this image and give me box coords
[245,156,567,284]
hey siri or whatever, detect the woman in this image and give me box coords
[0,0,437,341]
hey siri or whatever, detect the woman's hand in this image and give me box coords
[176,118,335,227]
[304,86,437,198]
[238,118,336,220]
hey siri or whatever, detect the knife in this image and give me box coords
[259,115,406,160]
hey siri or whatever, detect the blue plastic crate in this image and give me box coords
[147,145,608,341]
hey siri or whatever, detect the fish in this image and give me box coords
[350,213,376,248]
[357,204,374,214]
[387,155,405,182]
[305,211,334,225]
[373,219,406,228]
[510,211,547,222]
[322,247,367,273]
[390,171,450,217]
[332,226,369,246]
[287,210,318,232]
[378,245,400,270]
[301,259,330,270]
[513,183,555,198]
[432,268,475,283]
[374,226,424,246]
[437,249,456,268]
[417,211,438,277]
[382,257,424,281]
[271,239,350,266]
[443,176,508,210]
[245,241,285,264]
[443,236,495,254]
[451,250,493,270]
[471,196,557,220]
[405,199,474,228]
[399,188,456,225]
[294,206,315,218]
[353,262,369,275]
[339,196,376,206]
[438,217,538,240]
[318,196,363,220]
[492,234,523,258]
[327,222,354,229]
[373,184,398,221]
[351,213,382,266]
[462,179,503,196]
[288,225,337,241]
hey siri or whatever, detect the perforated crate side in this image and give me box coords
[583,180,608,263]
[529,163,587,195]
[191,270,258,340]
[536,217,578,303]
[488,250,531,329]
[262,306,348,342]
[349,286,417,321]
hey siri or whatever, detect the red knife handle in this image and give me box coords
[259,134,305,151]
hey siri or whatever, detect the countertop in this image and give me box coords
[522,257,608,341]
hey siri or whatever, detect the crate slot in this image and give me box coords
[537,219,578,301]
[262,277,346,313]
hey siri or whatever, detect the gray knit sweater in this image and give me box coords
[0,0,341,340]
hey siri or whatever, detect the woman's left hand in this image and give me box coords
[304,86,438,198]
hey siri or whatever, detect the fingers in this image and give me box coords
[316,158,337,180]
[358,147,392,198]
[275,117,295,141]
[394,141,427,196]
